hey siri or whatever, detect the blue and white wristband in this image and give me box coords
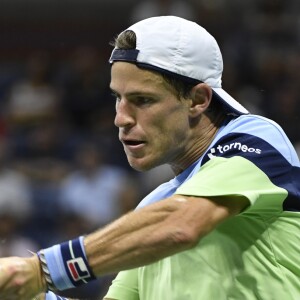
[38,236,96,291]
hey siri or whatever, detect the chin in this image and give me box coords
[128,157,159,172]
[129,163,153,172]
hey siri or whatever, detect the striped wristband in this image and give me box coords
[37,236,96,291]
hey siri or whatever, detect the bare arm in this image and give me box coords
[85,194,248,276]
[0,194,248,299]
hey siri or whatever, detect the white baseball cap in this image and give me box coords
[109,16,249,115]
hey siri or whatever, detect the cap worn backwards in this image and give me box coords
[109,15,249,116]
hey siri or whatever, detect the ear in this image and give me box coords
[189,83,213,117]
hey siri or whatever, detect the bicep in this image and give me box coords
[162,193,249,244]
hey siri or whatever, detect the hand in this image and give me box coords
[0,255,47,300]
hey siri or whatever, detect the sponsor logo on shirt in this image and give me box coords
[207,142,262,159]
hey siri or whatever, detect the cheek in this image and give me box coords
[141,101,190,151]
[152,116,189,149]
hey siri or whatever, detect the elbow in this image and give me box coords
[168,226,200,249]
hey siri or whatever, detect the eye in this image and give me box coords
[135,96,153,106]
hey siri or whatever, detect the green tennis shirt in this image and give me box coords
[105,115,300,299]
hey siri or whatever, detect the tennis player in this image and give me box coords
[0,16,299,300]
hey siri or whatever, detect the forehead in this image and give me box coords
[110,62,170,93]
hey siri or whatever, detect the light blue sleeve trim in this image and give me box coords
[43,244,74,290]
[45,291,68,299]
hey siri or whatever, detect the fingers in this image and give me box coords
[0,257,24,290]
[0,258,21,298]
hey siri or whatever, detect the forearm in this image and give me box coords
[84,196,193,275]
[39,194,247,292]
[84,194,245,276]
[36,198,186,296]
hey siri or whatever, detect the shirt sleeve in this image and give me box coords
[175,156,288,212]
[104,268,139,300]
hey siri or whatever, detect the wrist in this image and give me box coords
[37,236,96,292]
[37,249,58,292]
[27,255,48,293]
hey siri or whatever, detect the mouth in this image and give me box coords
[123,139,145,146]
[121,139,146,152]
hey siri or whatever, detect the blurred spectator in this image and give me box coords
[3,51,69,185]
[58,141,139,232]
[235,85,265,116]
[0,214,39,257]
[2,50,70,186]
[130,0,197,23]
[10,121,73,248]
[3,50,62,133]
[268,84,300,144]
[242,0,300,131]
[59,46,112,132]
[0,138,32,221]
[0,138,39,256]
[12,122,70,182]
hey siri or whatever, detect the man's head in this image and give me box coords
[110,16,249,116]
[109,16,248,174]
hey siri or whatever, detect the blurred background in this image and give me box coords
[0,0,299,298]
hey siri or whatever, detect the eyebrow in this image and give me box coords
[110,88,157,98]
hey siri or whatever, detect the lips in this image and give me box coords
[122,139,145,146]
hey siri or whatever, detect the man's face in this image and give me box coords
[110,62,193,172]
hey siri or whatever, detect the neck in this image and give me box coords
[170,112,228,175]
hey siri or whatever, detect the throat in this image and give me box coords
[171,113,227,174]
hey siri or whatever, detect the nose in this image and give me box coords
[114,99,135,128]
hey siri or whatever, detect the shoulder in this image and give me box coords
[213,114,299,165]
[228,114,286,137]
